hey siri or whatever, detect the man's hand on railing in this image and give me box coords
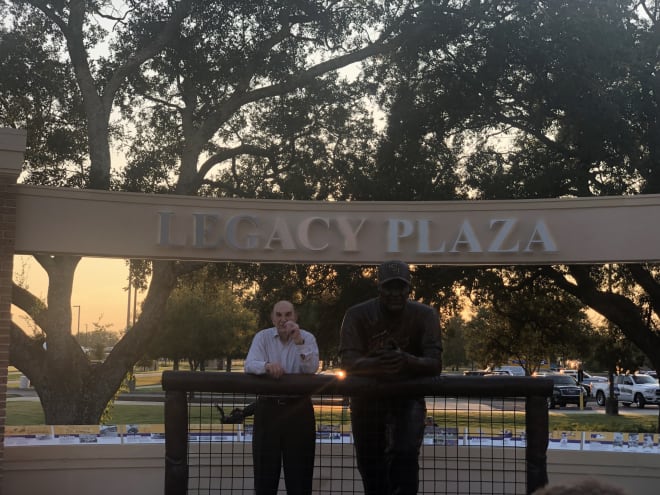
[265,362,286,379]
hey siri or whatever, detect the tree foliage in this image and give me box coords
[586,324,647,377]
[0,6,87,185]
[465,269,592,376]
[150,276,255,371]
[77,320,119,361]
[442,315,468,371]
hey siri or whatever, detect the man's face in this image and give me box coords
[378,279,410,313]
[271,301,297,337]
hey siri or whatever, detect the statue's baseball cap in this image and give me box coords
[377,260,411,285]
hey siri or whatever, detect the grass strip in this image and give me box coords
[7,400,659,433]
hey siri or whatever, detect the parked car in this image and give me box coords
[485,365,526,376]
[463,370,489,376]
[559,369,607,384]
[559,369,607,397]
[534,372,586,409]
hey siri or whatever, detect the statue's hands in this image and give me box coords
[370,348,409,374]
[346,347,413,377]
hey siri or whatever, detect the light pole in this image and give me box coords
[72,305,81,339]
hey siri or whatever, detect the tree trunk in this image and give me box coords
[36,362,114,424]
[605,397,619,416]
[11,258,179,424]
[606,368,618,416]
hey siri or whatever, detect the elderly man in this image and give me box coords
[244,300,320,495]
[339,261,442,495]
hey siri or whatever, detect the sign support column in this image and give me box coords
[0,128,26,480]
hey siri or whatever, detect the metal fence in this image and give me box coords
[162,372,552,495]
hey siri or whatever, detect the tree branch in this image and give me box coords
[195,144,277,188]
[197,35,398,144]
[9,321,47,380]
[537,265,660,373]
[627,264,660,314]
[103,0,195,107]
[12,283,48,331]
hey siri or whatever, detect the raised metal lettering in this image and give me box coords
[335,217,366,252]
[450,220,482,253]
[264,217,296,250]
[192,213,221,248]
[226,215,259,249]
[524,220,557,252]
[387,219,414,253]
[488,218,520,253]
[417,219,445,253]
[298,217,330,251]
[157,211,184,247]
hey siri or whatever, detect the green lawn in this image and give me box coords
[6,401,165,426]
[7,366,658,432]
[6,399,659,433]
[548,411,658,433]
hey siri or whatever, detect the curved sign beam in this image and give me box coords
[14,185,660,265]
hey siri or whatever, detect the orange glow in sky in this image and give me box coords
[12,255,144,336]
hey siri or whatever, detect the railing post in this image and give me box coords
[165,389,188,495]
[526,395,549,494]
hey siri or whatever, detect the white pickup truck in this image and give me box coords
[591,374,660,408]
[589,380,614,406]
[614,374,660,408]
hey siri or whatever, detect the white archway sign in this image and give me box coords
[13,185,660,265]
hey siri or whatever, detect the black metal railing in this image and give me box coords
[163,372,552,495]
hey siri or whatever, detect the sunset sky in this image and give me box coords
[12,255,141,336]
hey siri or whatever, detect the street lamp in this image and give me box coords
[72,305,81,338]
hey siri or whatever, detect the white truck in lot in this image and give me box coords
[589,380,614,406]
[613,374,660,408]
[590,374,660,408]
